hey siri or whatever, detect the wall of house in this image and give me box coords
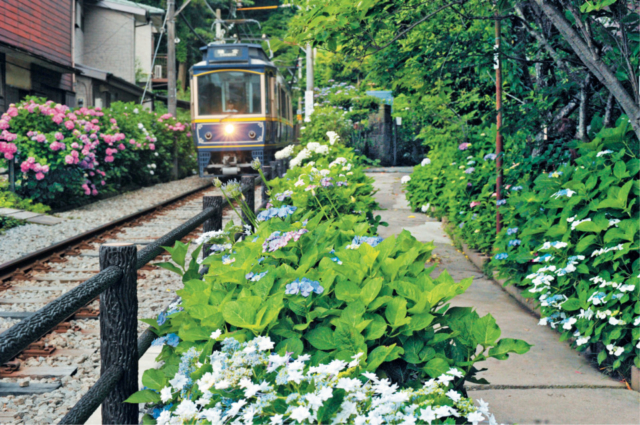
[83,6,135,84]
[134,23,153,83]
[0,0,73,69]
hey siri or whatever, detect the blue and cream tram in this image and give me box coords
[190,43,295,176]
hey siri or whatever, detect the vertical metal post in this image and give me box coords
[9,158,15,193]
[270,160,279,179]
[276,159,284,178]
[202,196,223,259]
[215,9,222,40]
[495,14,503,234]
[241,176,255,230]
[261,166,272,206]
[99,243,138,425]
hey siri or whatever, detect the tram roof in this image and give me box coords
[193,43,275,71]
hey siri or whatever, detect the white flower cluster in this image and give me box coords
[275,145,295,160]
[150,336,496,425]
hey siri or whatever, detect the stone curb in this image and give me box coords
[448,221,640,392]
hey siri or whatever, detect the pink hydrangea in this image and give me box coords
[71,142,79,149]
[65,155,75,164]
[35,172,45,180]
[6,107,18,117]
[101,180,106,185]
[1,130,17,142]
[0,120,10,130]
[105,155,114,163]
[118,143,125,151]
[470,201,481,208]
[149,143,155,151]
[55,132,64,140]
[64,120,75,130]
[161,113,173,120]
[458,142,470,151]
[129,139,136,144]
[52,114,64,124]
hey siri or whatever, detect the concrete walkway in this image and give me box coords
[370,171,640,425]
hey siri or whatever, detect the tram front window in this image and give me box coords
[197,71,262,116]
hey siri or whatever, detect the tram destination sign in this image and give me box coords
[206,45,250,63]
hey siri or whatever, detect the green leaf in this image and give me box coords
[124,389,161,404]
[276,337,304,356]
[222,300,257,329]
[334,280,361,302]
[422,357,450,378]
[576,235,597,252]
[165,241,189,269]
[141,369,167,391]
[385,297,410,327]
[472,314,501,347]
[155,261,184,276]
[488,338,532,360]
[306,326,336,350]
[562,298,582,311]
[366,344,402,371]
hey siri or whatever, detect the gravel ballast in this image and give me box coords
[0,182,263,424]
[0,176,210,264]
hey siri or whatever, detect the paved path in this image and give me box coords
[370,171,640,425]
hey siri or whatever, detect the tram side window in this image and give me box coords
[265,74,271,115]
[197,71,262,116]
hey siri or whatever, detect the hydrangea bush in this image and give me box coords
[0,97,195,208]
[128,336,498,425]
[404,113,639,376]
[491,138,639,373]
[133,128,529,423]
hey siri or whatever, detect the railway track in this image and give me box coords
[0,179,263,424]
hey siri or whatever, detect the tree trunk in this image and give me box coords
[603,93,614,128]
[531,0,640,140]
[575,74,591,142]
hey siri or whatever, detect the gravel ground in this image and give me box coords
[0,184,263,424]
[0,176,210,264]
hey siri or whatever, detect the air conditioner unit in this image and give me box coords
[154,65,163,79]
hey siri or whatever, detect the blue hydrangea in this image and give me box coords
[459,222,465,229]
[256,205,297,222]
[246,271,268,282]
[511,186,523,191]
[285,277,323,297]
[351,236,384,247]
[497,199,507,206]
[508,239,521,246]
[152,404,173,419]
[506,227,518,235]
[494,253,509,260]
[151,333,180,347]
[484,153,497,161]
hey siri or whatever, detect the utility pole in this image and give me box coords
[167,0,178,179]
[494,13,503,234]
[297,57,303,121]
[215,9,222,41]
[304,43,314,122]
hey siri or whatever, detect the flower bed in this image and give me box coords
[403,116,639,378]
[0,97,196,209]
[130,129,530,423]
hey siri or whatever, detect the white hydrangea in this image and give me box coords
[275,144,295,159]
[326,131,340,145]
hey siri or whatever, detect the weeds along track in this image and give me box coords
[0,181,262,424]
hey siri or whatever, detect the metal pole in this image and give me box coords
[495,14,503,234]
[167,0,178,179]
[261,166,272,206]
[304,43,314,122]
[202,196,223,259]
[99,243,138,424]
[241,176,256,231]
[9,157,15,193]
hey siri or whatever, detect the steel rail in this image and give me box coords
[0,179,214,283]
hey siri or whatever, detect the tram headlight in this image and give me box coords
[224,124,235,135]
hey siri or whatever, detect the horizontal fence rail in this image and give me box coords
[0,170,284,424]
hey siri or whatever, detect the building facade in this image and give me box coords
[0,0,75,112]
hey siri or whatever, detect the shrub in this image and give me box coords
[0,98,195,209]
[0,181,49,232]
[127,336,497,424]
[491,118,639,373]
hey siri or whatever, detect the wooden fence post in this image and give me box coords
[99,243,138,425]
[202,196,223,259]
[261,166,272,206]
